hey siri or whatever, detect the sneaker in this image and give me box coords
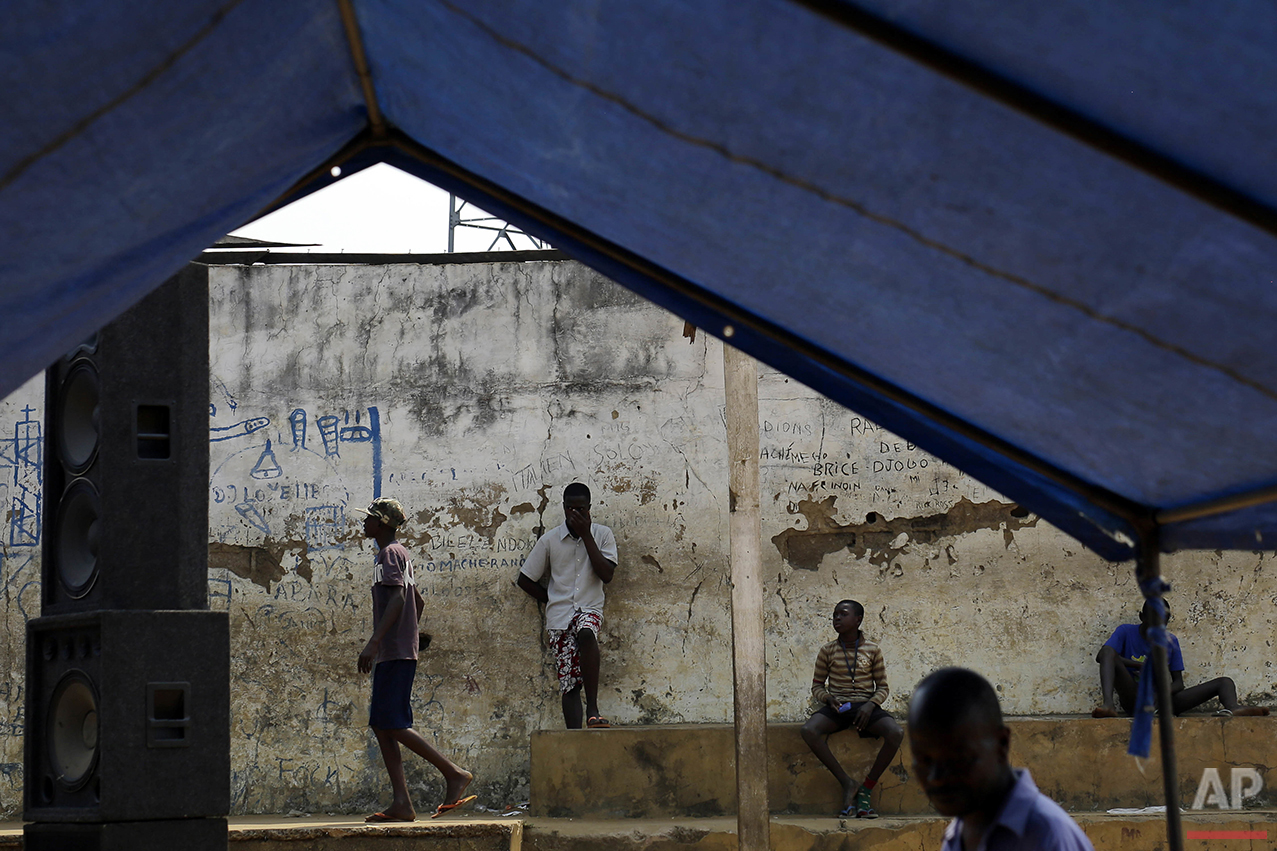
[855,785,877,819]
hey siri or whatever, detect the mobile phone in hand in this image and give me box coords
[837,701,853,713]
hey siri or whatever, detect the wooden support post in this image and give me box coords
[723,342,770,850]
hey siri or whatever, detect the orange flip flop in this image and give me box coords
[365,811,414,823]
[431,794,477,818]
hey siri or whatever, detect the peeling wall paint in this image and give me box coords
[0,259,1273,817]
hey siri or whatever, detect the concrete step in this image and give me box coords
[522,813,1277,851]
[530,716,1277,818]
[0,816,523,851]
[226,815,523,850]
[8,812,1268,851]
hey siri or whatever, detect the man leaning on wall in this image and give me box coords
[516,482,618,729]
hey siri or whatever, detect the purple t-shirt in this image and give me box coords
[1103,623,1184,674]
[371,541,418,663]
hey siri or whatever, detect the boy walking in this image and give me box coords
[517,482,618,729]
[356,498,474,821]
[801,599,903,818]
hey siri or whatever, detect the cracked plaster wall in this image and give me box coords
[0,258,1272,817]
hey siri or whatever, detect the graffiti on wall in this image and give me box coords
[0,405,41,549]
[209,399,381,551]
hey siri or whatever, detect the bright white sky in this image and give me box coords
[231,163,546,254]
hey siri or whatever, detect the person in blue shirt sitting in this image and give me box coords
[1092,599,1268,718]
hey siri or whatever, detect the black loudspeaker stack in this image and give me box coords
[25,265,230,850]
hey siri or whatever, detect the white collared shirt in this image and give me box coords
[519,521,618,631]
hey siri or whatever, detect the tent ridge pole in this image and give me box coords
[338,0,388,138]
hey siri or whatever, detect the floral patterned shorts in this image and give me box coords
[549,610,602,694]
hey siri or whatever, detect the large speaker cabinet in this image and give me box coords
[24,610,230,822]
[25,264,227,845]
[41,264,209,614]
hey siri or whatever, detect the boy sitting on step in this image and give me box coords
[1092,599,1269,718]
[801,599,903,819]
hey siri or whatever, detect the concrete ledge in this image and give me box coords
[0,818,522,850]
[523,814,1277,851]
[227,816,522,850]
[8,812,1272,851]
[531,717,1277,818]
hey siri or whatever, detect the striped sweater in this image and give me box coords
[811,634,889,707]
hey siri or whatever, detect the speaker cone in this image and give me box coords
[56,481,101,598]
[58,360,100,474]
[49,673,99,789]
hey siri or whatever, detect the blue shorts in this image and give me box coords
[369,659,416,730]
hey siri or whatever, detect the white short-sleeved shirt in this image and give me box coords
[520,522,618,631]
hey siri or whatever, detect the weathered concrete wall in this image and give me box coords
[0,257,1272,818]
[530,718,1277,818]
[0,375,41,813]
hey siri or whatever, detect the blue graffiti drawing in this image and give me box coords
[9,484,40,548]
[317,415,340,458]
[338,425,372,442]
[0,764,22,787]
[208,574,232,608]
[1,406,42,547]
[250,439,283,480]
[304,505,344,551]
[4,554,42,625]
[289,409,307,449]
[212,377,238,413]
[210,416,270,442]
[235,501,271,535]
[368,406,382,498]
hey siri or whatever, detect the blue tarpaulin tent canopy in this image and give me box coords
[8,0,1277,562]
[8,2,1277,562]
[8,3,1276,843]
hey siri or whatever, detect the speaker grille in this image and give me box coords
[54,481,100,599]
[48,673,99,792]
[56,361,100,475]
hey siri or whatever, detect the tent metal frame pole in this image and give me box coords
[795,0,1277,240]
[337,0,387,138]
[1135,533,1184,851]
[1155,481,1277,526]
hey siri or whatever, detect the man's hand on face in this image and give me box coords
[566,506,591,538]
